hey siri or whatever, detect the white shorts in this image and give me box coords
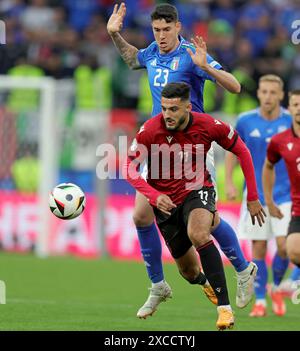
[237,200,292,240]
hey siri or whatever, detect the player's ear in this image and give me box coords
[186,102,192,112]
[175,21,181,33]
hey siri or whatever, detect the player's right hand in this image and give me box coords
[107,3,126,36]
[267,202,284,219]
[247,199,267,227]
[156,194,177,216]
[226,183,238,201]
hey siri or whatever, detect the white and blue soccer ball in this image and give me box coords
[49,183,86,220]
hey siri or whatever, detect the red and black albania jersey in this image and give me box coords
[267,127,300,216]
[132,112,238,204]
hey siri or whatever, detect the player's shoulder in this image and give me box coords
[236,109,259,124]
[280,107,292,121]
[180,38,195,52]
[192,112,222,127]
[271,127,291,143]
[139,113,163,132]
[139,40,158,55]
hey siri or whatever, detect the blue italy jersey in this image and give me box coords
[137,36,222,116]
[236,108,292,205]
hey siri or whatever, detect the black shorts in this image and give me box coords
[154,187,216,259]
[288,216,300,235]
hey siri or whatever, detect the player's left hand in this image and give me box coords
[156,194,177,216]
[247,200,267,227]
[186,36,208,70]
[267,202,284,219]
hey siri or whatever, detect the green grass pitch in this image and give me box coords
[0,252,299,331]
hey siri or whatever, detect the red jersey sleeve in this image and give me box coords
[122,122,162,206]
[207,118,238,150]
[267,136,282,164]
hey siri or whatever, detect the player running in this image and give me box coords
[123,82,266,330]
[263,90,300,270]
[107,3,256,319]
[225,75,292,317]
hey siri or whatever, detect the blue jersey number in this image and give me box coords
[154,68,169,87]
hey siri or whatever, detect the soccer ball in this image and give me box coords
[49,183,86,220]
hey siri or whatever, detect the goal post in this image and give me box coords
[0,76,57,257]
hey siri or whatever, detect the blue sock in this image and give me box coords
[290,266,300,281]
[272,252,289,286]
[136,223,164,283]
[211,218,248,272]
[253,259,268,299]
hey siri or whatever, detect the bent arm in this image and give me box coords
[122,156,161,206]
[230,136,258,201]
[204,67,241,93]
[110,32,141,70]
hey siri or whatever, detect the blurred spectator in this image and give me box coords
[238,0,273,57]
[207,19,235,70]
[0,0,299,112]
[63,0,101,33]
[211,0,239,27]
[21,0,56,32]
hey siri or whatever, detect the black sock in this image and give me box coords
[197,240,230,306]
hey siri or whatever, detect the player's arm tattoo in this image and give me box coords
[110,33,141,70]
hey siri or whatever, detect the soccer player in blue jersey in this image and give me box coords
[225,74,292,317]
[107,2,257,318]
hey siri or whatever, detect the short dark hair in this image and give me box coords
[151,4,178,23]
[161,82,190,101]
[289,89,300,101]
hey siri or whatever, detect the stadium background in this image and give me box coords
[1,0,298,260]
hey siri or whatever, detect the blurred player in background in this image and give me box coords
[263,90,300,271]
[124,82,266,330]
[279,266,300,298]
[107,2,257,319]
[225,74,292,317]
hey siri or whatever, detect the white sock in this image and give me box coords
[152,280,166,288]
[256,299,266,306]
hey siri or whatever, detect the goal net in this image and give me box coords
[0,76,57,257]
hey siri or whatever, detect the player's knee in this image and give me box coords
[188,229,210,247]
[178,266,200,282]
[132,212,153,227]
[252,240,267,259]
[277,245,287,258]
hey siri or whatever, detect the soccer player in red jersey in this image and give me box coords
[263,90,300,268]
[124,82,266,330]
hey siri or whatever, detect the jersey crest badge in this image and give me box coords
[170,57,180,70]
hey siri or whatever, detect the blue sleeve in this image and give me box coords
[193,53,222,82]
[137,48,147,68]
